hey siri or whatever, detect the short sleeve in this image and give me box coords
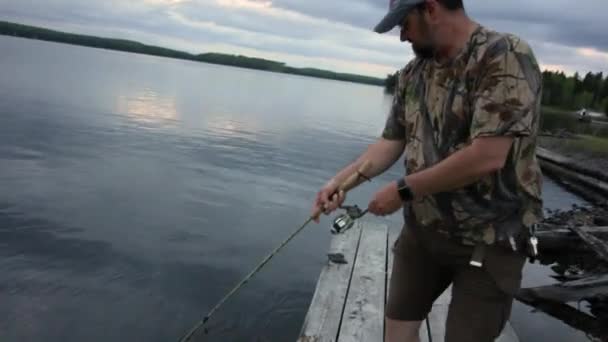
[470,37,542,139]
[381,68,408,140]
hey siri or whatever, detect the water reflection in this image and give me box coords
[203,114,266,142]
[116,88,179,125]
[0,37,596,342]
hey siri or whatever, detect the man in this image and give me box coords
[310,0,544,341]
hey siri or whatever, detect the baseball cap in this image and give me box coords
[374,0,425,33]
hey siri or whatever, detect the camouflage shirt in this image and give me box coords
[383,26,544,246]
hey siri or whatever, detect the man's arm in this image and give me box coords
[311,138,404,221]
[368,36,541,216]
[367,136,513,216]
[314,64,409,220]
[330,138,405,187]
[405,136,513,197]
[407,37,541,197]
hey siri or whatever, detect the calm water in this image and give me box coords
[0,36,591,341]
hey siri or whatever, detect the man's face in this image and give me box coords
[399,8,435,59]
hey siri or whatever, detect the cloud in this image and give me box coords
[467,0,608,52]
[0,0,607,77]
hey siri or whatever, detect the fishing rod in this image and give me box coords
[178,161,373,342]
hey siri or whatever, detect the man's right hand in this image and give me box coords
[311,179,346,223]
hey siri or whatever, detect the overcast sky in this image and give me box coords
[1,0,607,78]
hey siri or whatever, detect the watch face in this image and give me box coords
[396,179,412,201]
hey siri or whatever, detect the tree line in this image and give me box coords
[0,21,384,87]
[384,69,608,116]
[542,70,608,115]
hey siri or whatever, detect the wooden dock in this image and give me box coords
[298,220,519,342]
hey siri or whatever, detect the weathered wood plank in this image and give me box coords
[419,287,519,342]
[298,223,363,342]
[302,220,520,342]
[537,147,608,183]
[570,226,608,263]
[434,286,452,306]
[536,226,608,252]
[420,303,447,342]
[539,225,608,235]
[420,286,519,342]
[337,222,388,342]
[517,290,608,340]
[539,158,608,196]
[497,324,520,342]
[520,274,608,303]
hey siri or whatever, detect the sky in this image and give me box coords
[1,0,607,78]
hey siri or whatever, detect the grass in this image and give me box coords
[541,107,608,139]
[539,135,608,158]
[569,135,608,157]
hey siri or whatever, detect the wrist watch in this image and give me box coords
[396,178,414,202]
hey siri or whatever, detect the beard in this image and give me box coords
[411,17,435,59]
[412,42,435,59]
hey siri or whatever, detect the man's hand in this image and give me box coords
[311,179,346,223]
[368,181,403,216]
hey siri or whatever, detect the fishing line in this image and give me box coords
[178,161,373,342]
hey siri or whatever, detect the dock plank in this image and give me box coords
[420,304,447,342]
[419,286,519,342]
[337,222,388,342]
[298,223,363,342]
[300,221,520,342]
[498,324,520,342]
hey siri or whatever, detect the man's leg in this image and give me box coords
[385,227,452,342]
[385,319,422,342]
[445,246,526,342]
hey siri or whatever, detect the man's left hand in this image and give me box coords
[368,181,403,216]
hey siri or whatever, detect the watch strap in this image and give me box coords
[396,178,414,201]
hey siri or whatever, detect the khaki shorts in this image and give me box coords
[386,224,526,342]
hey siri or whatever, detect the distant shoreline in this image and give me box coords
[0,21,389,87]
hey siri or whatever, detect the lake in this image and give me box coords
[0,36,592,341]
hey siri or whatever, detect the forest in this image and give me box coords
[385,68,608,116]
[0,21,384,87]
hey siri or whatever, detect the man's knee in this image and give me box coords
[385,317,422,342]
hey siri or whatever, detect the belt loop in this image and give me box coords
[469,243,486,268]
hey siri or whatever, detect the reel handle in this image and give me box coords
[311,160,373,220]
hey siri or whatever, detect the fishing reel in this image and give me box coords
[331,205,367,234]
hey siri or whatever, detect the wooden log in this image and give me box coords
[520,274,608,302]
[298,223,362,342]
[541,161,608,194]
[570,226,608,263]
[516,290,608,340]
[538,225,608,237]
[537,147,608,183]
[535,226,608,253]
[337,222,387,342]
[539,159,608,198]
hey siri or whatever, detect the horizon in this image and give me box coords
[1,0,607,78]
[1,20,385,80]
